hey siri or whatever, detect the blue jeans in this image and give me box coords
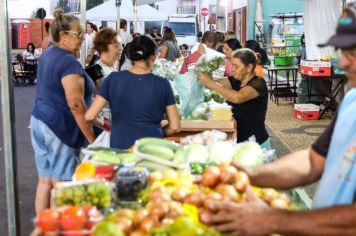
[30,116,77,180]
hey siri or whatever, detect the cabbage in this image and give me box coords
[185,144,209,163]
[208,141,235,163]
[233,142,264,166]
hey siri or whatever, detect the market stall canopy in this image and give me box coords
[304,0,344,59]
[86,0,168,21]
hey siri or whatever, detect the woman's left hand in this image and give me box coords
[197,72,214,87]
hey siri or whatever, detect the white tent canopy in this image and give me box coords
[86,0,168,22]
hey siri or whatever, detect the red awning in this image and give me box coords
[208,15,216,24]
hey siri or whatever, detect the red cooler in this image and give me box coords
[300,60,331,77]
[294,104,320,120]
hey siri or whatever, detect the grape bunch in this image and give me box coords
[54,181,112,209]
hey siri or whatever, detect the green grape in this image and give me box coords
[92,197,99,204]
[87,184,96,194]
[63,188,74,199]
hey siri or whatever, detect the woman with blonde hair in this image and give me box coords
[31,8,95,214]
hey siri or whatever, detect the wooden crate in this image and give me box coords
[163,120,237,142]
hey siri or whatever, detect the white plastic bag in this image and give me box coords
[88,131,111,148]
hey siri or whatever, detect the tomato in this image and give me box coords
[82,205,101,229]
[60,206,87,231]
[36,209,60,233]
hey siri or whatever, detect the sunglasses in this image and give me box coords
[64,30,84,39]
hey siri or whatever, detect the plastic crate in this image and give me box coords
[274,56,296,66]
[285,36,301,46]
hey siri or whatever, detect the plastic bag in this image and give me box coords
[88,131,111,148]
[174,71,204,118]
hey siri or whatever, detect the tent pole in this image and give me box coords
[80,0,87,66]
[0,0,21,235]
[116,0,121,33]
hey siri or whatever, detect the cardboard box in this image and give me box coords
[300,60,331,77]
[294,104,320,120]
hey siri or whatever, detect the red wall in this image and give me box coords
[11,18,53,49]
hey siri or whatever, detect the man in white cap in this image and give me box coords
[201,3,356,235]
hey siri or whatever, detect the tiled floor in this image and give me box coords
[265,98,335,203]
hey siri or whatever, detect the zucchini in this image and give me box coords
[136,161,174,172]
[138,137,179,151]
[139,144,175,160]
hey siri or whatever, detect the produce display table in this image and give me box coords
[162,120,237,141]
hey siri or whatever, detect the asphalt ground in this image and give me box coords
[0,85,37,236]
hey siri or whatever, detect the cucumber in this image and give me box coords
[139,144,175,160]
[138,137,179,151]
[136,161,174,172]
[92,151,121,165]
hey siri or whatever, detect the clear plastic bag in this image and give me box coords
[174,71,204,118]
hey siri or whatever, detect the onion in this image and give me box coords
[219,164,238,184]
[205,192,222,201]
[183,192,204,207]
[148,188,171,202]
[148,202,169,218]
[262,188,278,203]
[171,187,190,202]
[162,169,179,179]
[116,217,133,234]
[270,198,289,209]
[117,209,134,219]
[148,171,163,183]
[216,184,239,202]
[234,171,250,193]
[161,218,174,227]
[278,193,290,204]
[140,217,156,232]
[202,166,221,187]
[129,229,147,236]
[132,209,149,225]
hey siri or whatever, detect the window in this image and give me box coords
[169,22,195,36]
[177,6,196,14]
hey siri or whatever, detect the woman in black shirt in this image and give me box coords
[198,48,269,148]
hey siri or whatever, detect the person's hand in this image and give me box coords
[30,227,43,236]
[201,187,274,236]
[197,43,206,55]
[197,72,214,87]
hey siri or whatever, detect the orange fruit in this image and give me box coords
[74,162,96,180]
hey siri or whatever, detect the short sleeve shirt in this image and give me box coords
[312,88,356,208]
[32,45,95,148]
[99,71,176,149]
[228,76,269,144]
